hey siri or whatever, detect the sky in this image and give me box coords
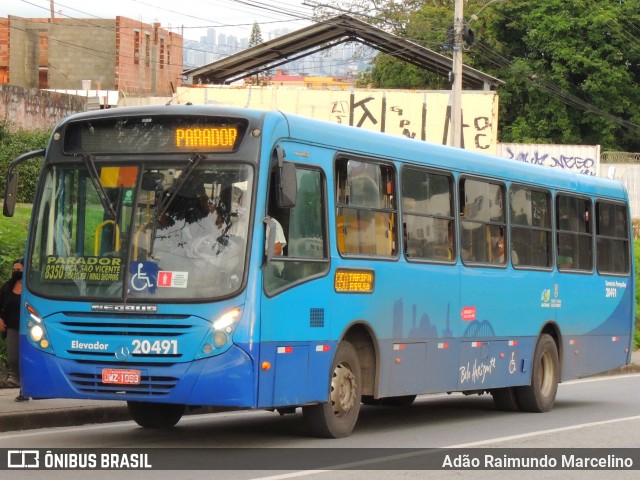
[1,0,316,41]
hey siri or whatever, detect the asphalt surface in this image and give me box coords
[1,352,639,433]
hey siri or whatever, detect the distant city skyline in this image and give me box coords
[183,25,376,78]
[1,0,314,42]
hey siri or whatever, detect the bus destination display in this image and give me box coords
[63,116,247,154]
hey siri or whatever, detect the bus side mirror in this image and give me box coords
[273,145,296,208]
[3,172,18,217]
[3,148,46,217]
[277,162,297,208]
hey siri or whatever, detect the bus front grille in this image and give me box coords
[67,372,178,396]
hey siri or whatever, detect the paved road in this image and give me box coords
[0,351,638,433]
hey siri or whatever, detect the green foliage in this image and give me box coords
[357,0,640,152]
[357,53,449,89]
[0,123,48,204]
[249,21,263,47]
[0,204,31,281]
[466,0,640,151]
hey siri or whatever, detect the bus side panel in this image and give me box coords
[557,273,633,380]
[258,272,336,408]
[257,341,334,408]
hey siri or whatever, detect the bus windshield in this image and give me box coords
[27,160,253,301]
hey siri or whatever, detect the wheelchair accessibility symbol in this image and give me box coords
[129,261,158,293]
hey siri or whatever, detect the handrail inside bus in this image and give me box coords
[94,220,121,256]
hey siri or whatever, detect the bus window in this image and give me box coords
[556,194,593,271]
[510,185,552,268]
[335,158,397,257]
[459,177,505,265]
[29,165,137,297]
[401,167,454,261]
[596,201,630,274]
[264,166,329,295]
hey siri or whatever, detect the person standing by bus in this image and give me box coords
[0,258,29,402]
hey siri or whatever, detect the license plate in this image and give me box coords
[101,368,141,385]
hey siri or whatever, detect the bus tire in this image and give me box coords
[127,401,185,428]
[515,334,559,412]
[303,341,362,438]
[491,387,520,411]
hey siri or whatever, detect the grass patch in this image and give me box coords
[0,203,31,280]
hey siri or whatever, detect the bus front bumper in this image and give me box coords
[19,336,256,407]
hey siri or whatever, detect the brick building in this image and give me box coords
[0,16,182,96]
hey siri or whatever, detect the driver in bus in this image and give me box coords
[152,180,243,291]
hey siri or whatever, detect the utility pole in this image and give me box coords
[450,0,463,148]
[50,0,55,20]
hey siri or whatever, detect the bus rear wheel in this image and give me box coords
[515,334,559,412]
[303,341,362,438]
[127,401,185,428]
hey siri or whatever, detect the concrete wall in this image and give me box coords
[115,17,183,96]
[600,164,640,220]
[2,16,183,96]
[0,84,86,131]
[140,87,500,153]
[7,17,42,88]
[48,19,116,90]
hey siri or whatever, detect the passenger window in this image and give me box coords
[402,167,455,262]
[556,195,592,271]
[335,158,397,257]
[596,201,629,274]
[459,177,506,265]
[510,186,552,268]
[264,166,329,295]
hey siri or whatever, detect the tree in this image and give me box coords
[470,0,640,151]
[249,21,263,48]
[338,0,640,151]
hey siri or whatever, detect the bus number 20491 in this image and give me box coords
[131,339,179,355]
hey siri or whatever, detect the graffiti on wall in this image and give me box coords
[500,146,598,176]
[172,87,499,154]
[329,92,496,152]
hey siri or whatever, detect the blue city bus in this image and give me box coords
[3,105,634,438]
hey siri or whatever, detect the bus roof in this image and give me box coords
[53,105,627,202]
[277,110,627,202]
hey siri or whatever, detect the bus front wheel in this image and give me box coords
[127,401,185,428]
[515,334,559,412]
[303,341,362,438]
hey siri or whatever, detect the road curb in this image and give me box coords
[0,406,131,433]
[597,363,640,377]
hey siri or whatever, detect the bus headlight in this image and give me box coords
[30,325,44,342]
[197,307,242,358]
[213,308,241,332]
[25,303,53,352]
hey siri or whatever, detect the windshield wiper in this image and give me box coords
[83,154,117,220]
[156,153,204,220]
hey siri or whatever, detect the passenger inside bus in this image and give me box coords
[558,244,574,269]
[496,232,519,265]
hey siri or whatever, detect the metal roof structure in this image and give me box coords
[183,15,503,90]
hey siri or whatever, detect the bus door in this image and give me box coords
[258,162,332,408]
